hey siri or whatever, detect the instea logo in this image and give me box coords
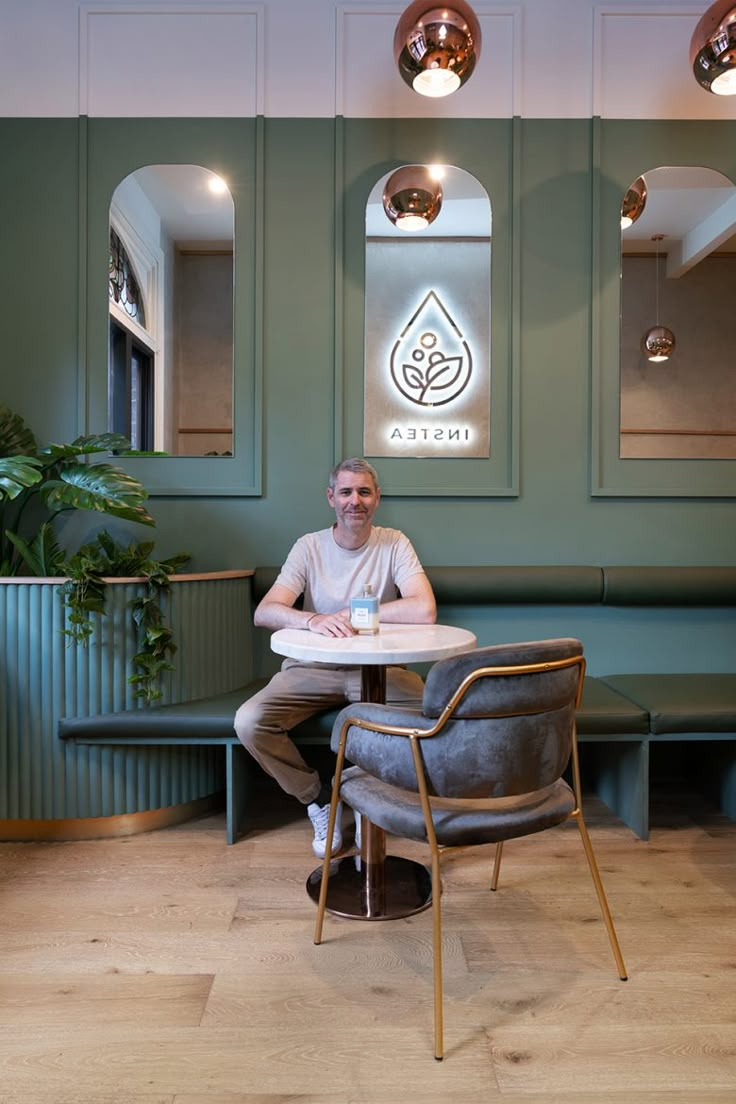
[390,290,472,408]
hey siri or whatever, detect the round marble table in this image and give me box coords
[271,622,477,920]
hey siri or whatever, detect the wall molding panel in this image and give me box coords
[6,2,736,120]
[336,4,520,118]
[593,6,736,121]
[78,2,264,117]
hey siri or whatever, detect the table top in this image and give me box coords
[270,623,477,666]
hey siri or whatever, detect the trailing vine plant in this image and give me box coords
[61,532,191,704]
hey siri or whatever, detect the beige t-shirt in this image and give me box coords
[275,525,426,615]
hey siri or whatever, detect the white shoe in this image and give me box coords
[307,802,343,858]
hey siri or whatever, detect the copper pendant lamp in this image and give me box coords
[394,1,482,98]
[382,166,443,232]
[621,176,647,229]
[690,0,736,94]
[641,236,676,363]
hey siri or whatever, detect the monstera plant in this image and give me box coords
[0,406,189,701]
[0,404,154,575]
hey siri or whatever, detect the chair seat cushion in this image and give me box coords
[340,766,576,847]
[601,674,736,734]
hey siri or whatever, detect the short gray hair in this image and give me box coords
[328,457,380,491]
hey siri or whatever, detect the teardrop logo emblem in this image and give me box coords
[389,290,472,408]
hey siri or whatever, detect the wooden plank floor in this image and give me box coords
[0,781,734,1104]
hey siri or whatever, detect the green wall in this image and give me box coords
[2,116,734,579]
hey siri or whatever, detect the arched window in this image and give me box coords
[108,227,155,451]
[109,227,146,326]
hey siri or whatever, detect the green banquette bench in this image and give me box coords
[59,565,736,844]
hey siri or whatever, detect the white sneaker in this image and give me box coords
[307,802,343,858]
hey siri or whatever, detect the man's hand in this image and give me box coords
[307,611,355,637]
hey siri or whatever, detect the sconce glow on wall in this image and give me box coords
[690,0,736,94]
[641,235,676,363]
[382,165,444,231]
[621,176,647,229]
[394,1,482,97]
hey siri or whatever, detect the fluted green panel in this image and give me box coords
[0,574,253,820]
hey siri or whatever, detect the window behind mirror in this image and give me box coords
[109,228,156,451]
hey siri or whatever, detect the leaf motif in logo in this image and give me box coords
[425,355,463,393]
[402,364,427,392]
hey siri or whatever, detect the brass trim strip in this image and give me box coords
[0,794,222,842]
[621,428,736,436]
[0,569,254,584]
[178,427,233,434]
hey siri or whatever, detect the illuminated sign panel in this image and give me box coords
[364,238,490,457]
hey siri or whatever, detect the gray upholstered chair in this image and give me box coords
[313,638,627,1060]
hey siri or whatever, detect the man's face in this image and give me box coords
[327,470,380,543]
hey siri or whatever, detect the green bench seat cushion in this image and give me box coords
[58,681,341,744]
[601,674,736,734]
[58,685,264,741]
[255,565,604,606]
[575,676,649,735]
[425,566,604,605]
[602,567,736,606]
[59,676,646,743]
[256,565,736,608]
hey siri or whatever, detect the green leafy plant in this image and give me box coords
[61,532,191,704]
[0,405,154,576]
[1,407,190,703]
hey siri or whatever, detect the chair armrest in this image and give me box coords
[330,702,431,752]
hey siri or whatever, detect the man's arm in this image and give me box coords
[254,583,309,630]
[375,571,437,625]
[254,582,354,637]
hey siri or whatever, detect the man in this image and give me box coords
[234,458,436,857]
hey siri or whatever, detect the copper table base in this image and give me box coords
[306,854,432,920]
[307,813,432,920]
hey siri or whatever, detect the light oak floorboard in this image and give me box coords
[0,785,733,1101]
[0,974,213,1027]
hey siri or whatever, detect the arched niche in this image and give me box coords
[363,164,496,469]
[591,118,736,497]
[84,117,260,496]
[110,164,235,458]
[620,165,736,461]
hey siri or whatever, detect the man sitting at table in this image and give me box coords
[234,457,437,858]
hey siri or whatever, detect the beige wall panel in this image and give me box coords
[81,6,262,117]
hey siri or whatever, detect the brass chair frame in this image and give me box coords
[313,652,628,1060]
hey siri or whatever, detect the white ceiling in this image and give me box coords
[622,166,736,271]
[134,164,234,243]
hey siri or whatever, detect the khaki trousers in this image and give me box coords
[233,660,424,804]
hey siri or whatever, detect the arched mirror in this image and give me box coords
[620,165,736,459]
[363,164,491,458]
[109,164,234,457]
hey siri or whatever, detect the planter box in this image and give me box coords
[0,571,253,827]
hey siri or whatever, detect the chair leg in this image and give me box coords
[490,840,504,891]
[313,794,342,945]
[430,846,444,1061]
[574,811,628,980]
